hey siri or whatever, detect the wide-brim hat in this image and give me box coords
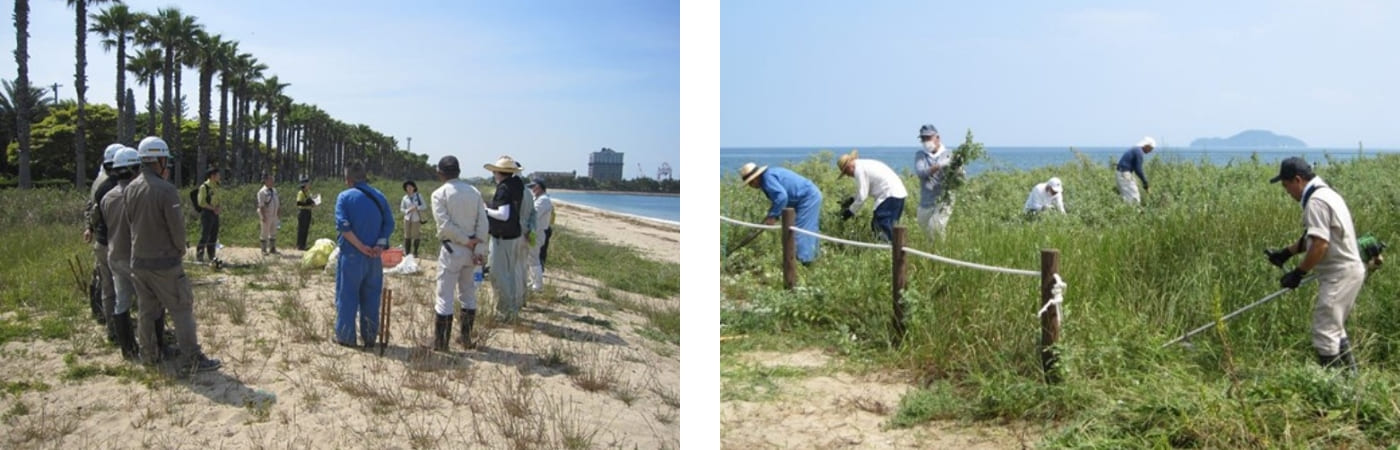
[837,150,859,177]
[484,155,522,173]
[738,162,768,184]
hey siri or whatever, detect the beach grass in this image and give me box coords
[721,149,1400,446]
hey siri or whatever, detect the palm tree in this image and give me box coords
[67,0,114,188]
[214,39,237,167]
[1,79,54,156]
[126,48,161,136]
[192,31,223,176]
[231,52,265,183]
[89,3,141,145]
[13,0,33,189]
[258,75,287,176]
[145,7,199,166]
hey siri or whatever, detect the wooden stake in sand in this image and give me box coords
[378,288,392,355]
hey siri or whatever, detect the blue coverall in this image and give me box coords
[759,167,823,263]
[334,181,395,346]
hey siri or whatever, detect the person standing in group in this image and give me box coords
[295,177,316,250]
[1264,157,1366,373]
[1024,177,1066,214]
[401,180,426,258]
[836,150,908,242]
[484,156,527,321]
[428,156,489,351]
[527,179,554,292]
[101,147,142,360]
[84,143,123,333]
[514,163,537,302]
[124,136,221,374]
[332,160,395,348]
[914,124,955,238]
[257,173,281,255]
[1115,137,1156,205]
[737,162,823,264]
[196,168,223,263]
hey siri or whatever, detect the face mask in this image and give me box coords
[922,140,939,153]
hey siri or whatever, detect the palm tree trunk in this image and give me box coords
[196,65,212,179]
[74,0,89,189]
[14,0,32,189]
[146,73,156,135]
[161,48,174,154]
[115,36,127,145]
[218,76,228,170]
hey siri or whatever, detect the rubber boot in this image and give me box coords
[411,239,419,257]
[458,309,476,349]
[262,239,270,255]
[114,311,139,361]
[270,238,280,255]
[432,314,453,352]
[196,246,205,262]
[1340,337,1359,376]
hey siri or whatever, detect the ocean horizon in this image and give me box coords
[720,146,1400,179]
[548,191,680,223]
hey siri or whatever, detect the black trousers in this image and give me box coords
[297,209,312,250]
[539,228,554,268]
[198,210,220,258]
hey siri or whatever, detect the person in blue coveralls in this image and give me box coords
[333,160,395,348]
[738,162,823,264]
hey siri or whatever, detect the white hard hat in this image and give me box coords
[113,147,142,168]
[103,143,123,164]
[137,136,170,159]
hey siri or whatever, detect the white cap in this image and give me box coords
[1047,177,1062,194]
[1137,136,1157,149]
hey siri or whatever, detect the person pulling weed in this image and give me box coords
[914,124,954,238]
[1024,177,1066,214]
[1115,137,1155,205]
[836,150,907,242]
[1264,157,1364,374]
[737,162,823,264]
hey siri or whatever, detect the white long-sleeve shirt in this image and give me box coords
[431,179,490,257]
[534,193,554,231]
[849,159,908,212]
[401,192,425,222]
[1024,182,1065,213]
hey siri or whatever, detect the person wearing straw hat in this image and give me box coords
[1024,177,1066,214]
[836,150,908,242]
[914,124,955,238]
[1264,157,1365,373]
[294,177,316,250]
[332,160,395,348]
[484,155,529,320]
[429,156,489,351]
[1115,136,1156,205]
[738,162,823,264]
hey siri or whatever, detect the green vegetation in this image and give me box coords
[550,224,680,299]
[0,188,90,346]
[721,149,1400,446]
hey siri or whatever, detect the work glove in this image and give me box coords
[1280,268,1307,289]
[1264,248,1293,268]
[839,208,854,220]
[839,196,855,210]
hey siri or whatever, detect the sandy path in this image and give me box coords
[1,209,679,449]
[552,201,679,265]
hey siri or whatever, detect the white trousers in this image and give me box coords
[1116,171,1140,205]
[916,199,953,238]
[435,242,479,315]
[1312,266,1365,355]
[528,230,547,290]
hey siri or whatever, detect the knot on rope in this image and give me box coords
[1037,273,1066,321]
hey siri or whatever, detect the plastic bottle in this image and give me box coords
[473,266,484,286]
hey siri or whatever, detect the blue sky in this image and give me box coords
[2,0,681,179]
[722,1,1400,149]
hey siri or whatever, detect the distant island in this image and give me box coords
[1190,130,1307,148]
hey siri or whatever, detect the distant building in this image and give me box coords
[588,147,625,182]
[529,170,576,181]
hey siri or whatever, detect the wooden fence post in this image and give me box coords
[782,208,797,290]
[1039,248,1061,383]
[891,226,908,347]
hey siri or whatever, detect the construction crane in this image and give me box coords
[657,162,673,180]
[637,163,647,179]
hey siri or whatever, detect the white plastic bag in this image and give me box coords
[324,247,341,275]
[386,254,420,275]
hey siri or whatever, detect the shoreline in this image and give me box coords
[551,199,680,230]
[552,200,679,264]
[550,188,680,198]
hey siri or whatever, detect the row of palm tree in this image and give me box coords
[8,0,429,189]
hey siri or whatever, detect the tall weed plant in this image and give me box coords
[721,147,1400,446]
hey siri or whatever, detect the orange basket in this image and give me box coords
[380,248,404,268]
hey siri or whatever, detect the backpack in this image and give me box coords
[191,184,210,213]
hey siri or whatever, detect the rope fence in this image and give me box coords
[721,208,1066,383]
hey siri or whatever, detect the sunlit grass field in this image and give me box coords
[721,148,1400,447]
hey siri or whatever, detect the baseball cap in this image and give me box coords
[1047,177,1062,194]
[527,178,547,190]
[919,124,939,138]
[1269,157,1313,183]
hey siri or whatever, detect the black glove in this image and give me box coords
[839,208,854,220]
[839,196,855,210]
[1264,248,1292,268]
[1280,268,1307,289]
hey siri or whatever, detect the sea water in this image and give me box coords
[547,191,680,223]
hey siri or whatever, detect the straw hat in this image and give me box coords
[738,162,768,184]
[484,155,522,173]
[837,150,859,177]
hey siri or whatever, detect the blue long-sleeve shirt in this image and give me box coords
[759,167,822,219]
[335,181,396,249]
[1116,146,1149,189]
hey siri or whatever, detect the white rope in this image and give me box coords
[719,215,781,230]
[902,247,1040,277]
[790,227,891,250]
[1037,274,1066,324]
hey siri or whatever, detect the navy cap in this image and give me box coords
[919,124,939,137]
[527,178,546,191]
[1269,157,1313,183]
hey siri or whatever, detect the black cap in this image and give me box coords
[1269,157,1313,183]
[527,178,546,191]
[299,176,310,185]
[437,156,461,173]
[205,167,220,177]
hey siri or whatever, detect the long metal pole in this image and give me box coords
[1161,275,1317,348]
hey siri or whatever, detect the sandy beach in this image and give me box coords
[0,207,679,449]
